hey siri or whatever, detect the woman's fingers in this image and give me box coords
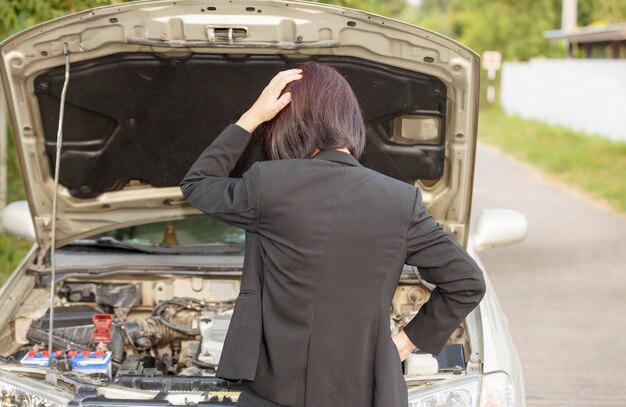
[269,68,302,85]
[259,69,302,113]
[266,69,302,98]
[392,330,417,362]
[235,69,303,133]
[270,91,292,114]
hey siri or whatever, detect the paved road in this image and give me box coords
[471,144,626,407]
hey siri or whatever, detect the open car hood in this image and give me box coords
[0,0,479,253]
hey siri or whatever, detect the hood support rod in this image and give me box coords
[45,43,70,385]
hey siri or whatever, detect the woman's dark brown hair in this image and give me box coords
[262,61,366,160]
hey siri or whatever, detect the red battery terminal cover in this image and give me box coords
[92,314,113,343]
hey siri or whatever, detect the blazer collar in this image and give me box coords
[311,149,363,167]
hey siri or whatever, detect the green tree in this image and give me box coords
[1,0,411,40]
[407,0,564,60]
[0,0,130,39]
[578,0,626,26]
[316,0,408,17]
[408,0,626,61]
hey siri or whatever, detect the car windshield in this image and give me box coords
[93,216,245,247]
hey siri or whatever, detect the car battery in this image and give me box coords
[20,350,112,376]
[69,350,112,376]
[19,350,60,368]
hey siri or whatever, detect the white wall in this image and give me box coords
[500,59,626,141]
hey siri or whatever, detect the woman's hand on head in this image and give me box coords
[236,68,303,133]
[392,330,417,362]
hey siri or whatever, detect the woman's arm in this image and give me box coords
[398,188,486,357]
[235,68,302,133]
[179,124,260,230]
[179,69,302,230]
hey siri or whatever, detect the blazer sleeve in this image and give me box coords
[402,188,486,355]
[179,123,260,232]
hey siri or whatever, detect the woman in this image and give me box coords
[180,62,485,407]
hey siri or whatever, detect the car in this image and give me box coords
[0,0,528,406]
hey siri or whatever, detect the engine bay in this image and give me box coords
[0,272,470,402]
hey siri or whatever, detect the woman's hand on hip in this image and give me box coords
[236,68,303,133]
[392,330,417,362]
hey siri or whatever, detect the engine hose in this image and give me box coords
[124,317,193,350]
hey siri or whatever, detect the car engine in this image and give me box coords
[0,277,240,380]
[0,273,469,396]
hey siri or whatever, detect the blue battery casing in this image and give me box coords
[20,350,112,376]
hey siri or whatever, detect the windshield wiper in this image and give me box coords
[66,237,244,255]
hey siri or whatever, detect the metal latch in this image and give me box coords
[206,27,248,44]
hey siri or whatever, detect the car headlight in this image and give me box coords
[480,372,515,407]
[0,369,74,406]
[408,376,480,407]
[408,372,515,407]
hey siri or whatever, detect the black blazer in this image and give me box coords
[180,124,486,407]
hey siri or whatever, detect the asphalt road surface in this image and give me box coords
[470,143,626,406]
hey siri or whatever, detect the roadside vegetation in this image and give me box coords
[0,130,29,283]
[0,235,31,283]
[479,107,626,214]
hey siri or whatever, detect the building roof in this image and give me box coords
[543,23,626,43]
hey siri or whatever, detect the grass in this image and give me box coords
[1,129,29,283]
[478,106,626,214]
[0,233,31,284]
